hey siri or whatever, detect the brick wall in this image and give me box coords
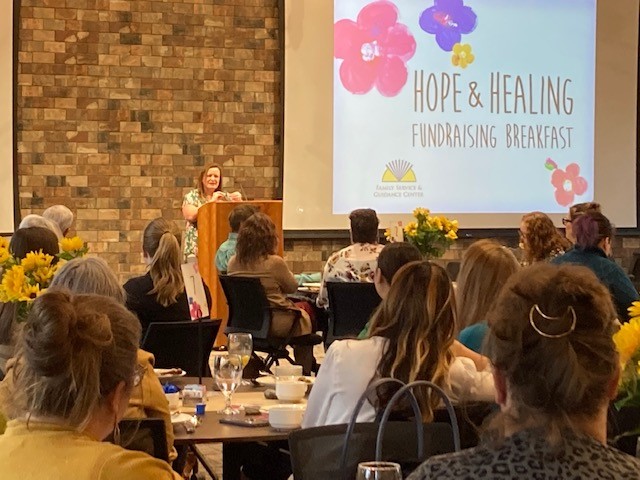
[16,0,281,279]
[15,0,640,280]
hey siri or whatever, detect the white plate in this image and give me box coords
[259,404,307,414]
[170,412,194,425]
[154,368,187,381]
[255,375,315,387]
[302,282,321,288]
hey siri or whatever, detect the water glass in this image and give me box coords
[211,354,243,415]
[228,333,253,368]
[356,462,402,480]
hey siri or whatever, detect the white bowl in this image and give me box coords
[268,404,305,430]
[275,380,307,402]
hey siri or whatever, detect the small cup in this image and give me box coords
[268,404,305,430]
[165,392,181,412]
[275,380,307,402]
[274,364,303,382]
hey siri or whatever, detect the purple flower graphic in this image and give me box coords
[419,0,478,52]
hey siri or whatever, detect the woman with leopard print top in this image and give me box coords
[409,263,640,479]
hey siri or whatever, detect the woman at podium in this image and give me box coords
[181,164,242,258]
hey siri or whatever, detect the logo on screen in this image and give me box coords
[382,160,417,183]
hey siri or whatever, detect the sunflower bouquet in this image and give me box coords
[613,302,640,409]
[0,235,89,321]
[385,208,459,259]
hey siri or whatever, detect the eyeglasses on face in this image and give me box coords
[132,364,146,387]
[562,218,572,225]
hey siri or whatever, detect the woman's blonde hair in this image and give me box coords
[368,261,456,421]
[456,240,519,331]
[485,263,618,440]
[8,291,140,429]
[143,218,184,307]
[521,212,571,264]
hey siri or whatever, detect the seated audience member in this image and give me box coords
[357,242,422,339]
[124,218,211,338]
[520,212,571,265]
[0,227,60,374]
[215,204,259,273]
[563,201,601,243]
[552,211,638,320]
[0,291,180,479]
[227,213,315,374]
[303,261,494,428]
[18,214,62,239]
[42,205,74,237]
[46,257,176,461]
[457,240,520,353]
[317,208,384,308]
[407,263,640,480]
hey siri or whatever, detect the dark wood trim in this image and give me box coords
[275,0,285,200]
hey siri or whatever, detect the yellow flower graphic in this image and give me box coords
[60,236,85,253]
[21,251,54,273]
[451,43,475,69]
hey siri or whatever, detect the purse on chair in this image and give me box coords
[288,378,460,480]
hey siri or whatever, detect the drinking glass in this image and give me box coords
[356,462,402,480]
[228,333,253,369]
[212,354,243,415]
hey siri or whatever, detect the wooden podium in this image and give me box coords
[197,200,284,345]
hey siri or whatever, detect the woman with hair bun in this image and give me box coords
[0,291,180,479]
[408,263,640,479]
[124,218,211,337]
[552,211,638,320]
[47,256,176,461]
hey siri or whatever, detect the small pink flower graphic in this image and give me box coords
[548,161,588,207]
[334,1,416,97]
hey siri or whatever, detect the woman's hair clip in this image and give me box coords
[529,304,576,339]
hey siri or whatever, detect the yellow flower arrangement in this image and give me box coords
[385,208,459,258]
[59,236,89,261]
[0,235,89,322]
[613,304,640,408]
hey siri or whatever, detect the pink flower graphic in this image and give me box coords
[550,163,588,206]
[335,1,416,97]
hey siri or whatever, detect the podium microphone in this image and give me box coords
[239,184,249,201]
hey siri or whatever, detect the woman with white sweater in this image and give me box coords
[303,260,494,428]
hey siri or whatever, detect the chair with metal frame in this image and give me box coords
[141,319,221,379]
[325,282,381,348]
[219,275,322,373]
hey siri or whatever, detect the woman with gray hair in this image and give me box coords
[18,214,62,239]
[43,205,74,237]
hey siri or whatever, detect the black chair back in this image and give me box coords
[326,282,381,346]
[141,319,221,377]
[289,422,454,480]
[219,275,271,338]
[108,418,169,462]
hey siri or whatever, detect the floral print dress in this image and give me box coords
[316,243,385,308]
[182,189,206,258]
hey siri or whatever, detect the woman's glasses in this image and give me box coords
[562,218,572,225]
[132,364,146,387]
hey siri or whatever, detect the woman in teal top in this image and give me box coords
[456,240,520,353]
[552,211,639,321]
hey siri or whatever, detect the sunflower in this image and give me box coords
[21,251,54,273]
[1,265,27,301]
[60,236,85,253]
